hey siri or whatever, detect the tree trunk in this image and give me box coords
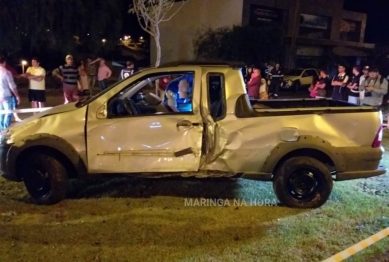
[154,27,161,67]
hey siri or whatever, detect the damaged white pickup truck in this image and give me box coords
[0,62,386,208]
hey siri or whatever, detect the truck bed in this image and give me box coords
[252,98,365,109]
[234,95,379,118]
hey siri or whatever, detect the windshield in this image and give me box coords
[286,69,303,76]
[75,69,145,108]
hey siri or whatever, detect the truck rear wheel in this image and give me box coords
[273,156,333,208]
[21,152,69,205]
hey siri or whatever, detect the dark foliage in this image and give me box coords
[193,25,285,64]
[0,0,124,58]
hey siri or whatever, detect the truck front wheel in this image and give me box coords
[21,152,69,205]
[273,156,333,208]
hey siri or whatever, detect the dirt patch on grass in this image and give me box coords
[354,129,389,198]
[370,251,389,262]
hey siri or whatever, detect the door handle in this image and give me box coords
[176,120,200,128]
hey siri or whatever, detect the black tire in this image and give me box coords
[294,81,301,92]
[21,152,69,205]
[273,156,333,208]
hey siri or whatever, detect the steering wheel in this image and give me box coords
[125,98,141,115]
[117,99,141,116]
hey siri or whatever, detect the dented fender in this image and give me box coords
[7,134,87,179]
[260,135,343,174]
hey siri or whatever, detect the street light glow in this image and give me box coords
[21,60,27,74]
[102,39,106,43]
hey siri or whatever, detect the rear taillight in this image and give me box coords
[372,125,383,148]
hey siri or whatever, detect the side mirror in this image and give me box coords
[97,102,107,119]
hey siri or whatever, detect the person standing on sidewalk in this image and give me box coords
[53,55,81,104]
[269,63,283,98]
[346,66,362,104]
[331,64,349,101]
[359,66,369,103]
[247,67,261,99]
[77,60,91,101]
[78,61,89,91]
[5,63,22,122]
[96,58,112,91]
[118,61,136,81]
[0,56,20,130]
[360,67,388,107]
[22,57,46,109]
[87,57,97,89]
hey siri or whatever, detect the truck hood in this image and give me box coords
[11,103,79,129]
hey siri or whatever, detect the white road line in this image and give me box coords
[0,107,53,114]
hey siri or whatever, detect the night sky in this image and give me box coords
[124,0,389,44]
[123,0,146,39]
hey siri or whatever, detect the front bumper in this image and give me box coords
[0,143,19,182]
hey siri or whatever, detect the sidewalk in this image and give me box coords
[12,87,101,122]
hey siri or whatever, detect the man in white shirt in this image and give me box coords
[358,66,369,103]
[22,57,46,108]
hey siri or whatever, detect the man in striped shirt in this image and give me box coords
[53,55,82,104]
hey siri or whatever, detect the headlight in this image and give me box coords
[0,130,13,144]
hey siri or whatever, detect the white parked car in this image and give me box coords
[282,68,319,91]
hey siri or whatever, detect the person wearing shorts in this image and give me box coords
[22,57,46,108]
[52,55,81,103]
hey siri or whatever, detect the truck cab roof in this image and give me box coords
[158,61,246,69]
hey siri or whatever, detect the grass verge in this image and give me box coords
[0,134,389,262]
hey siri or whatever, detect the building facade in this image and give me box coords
[152,0,374,68]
